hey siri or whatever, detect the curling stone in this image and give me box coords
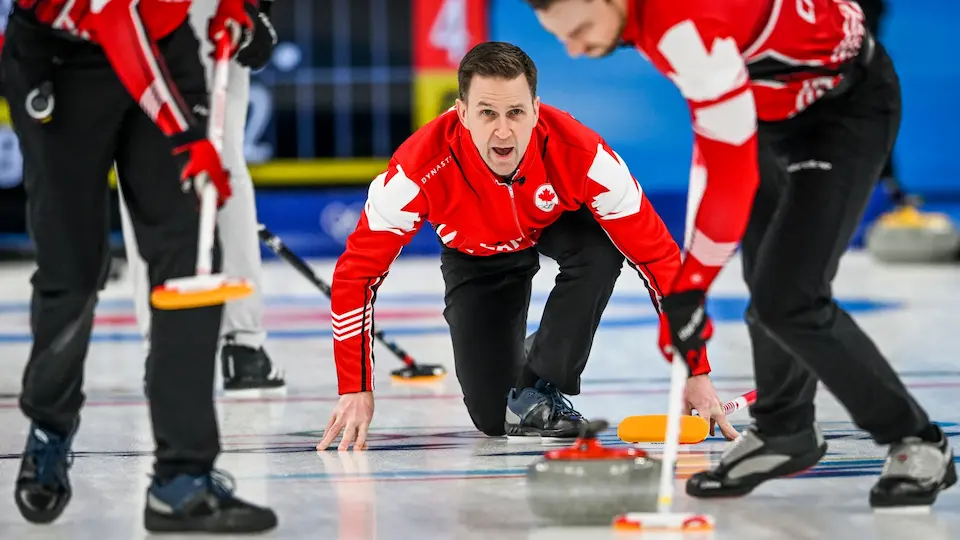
[525,419,661,525]
[865,205,960,263]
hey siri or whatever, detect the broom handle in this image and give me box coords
[195,34,231,275]
[722,389,757,415]
[256,224,420,368]
[196,180,218,275]
[657,355,688,514]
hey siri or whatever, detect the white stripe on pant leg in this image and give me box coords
[116,180,153,346]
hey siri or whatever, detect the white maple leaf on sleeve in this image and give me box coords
[364,165,423,235]
[588,143,643,220]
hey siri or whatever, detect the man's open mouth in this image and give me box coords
[492,147,514,158]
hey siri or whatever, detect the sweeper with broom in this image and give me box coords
[316,41,739,452]
[527,0,956,514]
[6,0,275,533]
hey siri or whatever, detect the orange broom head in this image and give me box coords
[151,276,253,310]
[613,512,715,532]
[617,414,710,444]
[389,364,447,383]
[389,373,446,384]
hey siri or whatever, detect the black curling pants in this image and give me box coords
[5,16,224,479]
[440,207,626,436]
[743,42,930,444]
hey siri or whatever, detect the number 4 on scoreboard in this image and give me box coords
[430,0,469,65]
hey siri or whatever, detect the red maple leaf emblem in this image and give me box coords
[538,187,555,203]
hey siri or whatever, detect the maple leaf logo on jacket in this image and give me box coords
[534,184,558,212]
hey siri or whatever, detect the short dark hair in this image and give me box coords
[457,42,538,101]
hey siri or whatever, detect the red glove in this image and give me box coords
[658,290,713,376]
[175,139,232,207]
[209,0,258,56]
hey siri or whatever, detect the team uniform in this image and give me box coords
[4,0,276,531]
[331,103,696,437]
[116,0,286,395]
[617,0,955,506]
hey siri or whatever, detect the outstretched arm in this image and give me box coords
[318,159,428,452]
[330,160,429,394]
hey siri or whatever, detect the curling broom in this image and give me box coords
[256,225,447,382]
[617,388,757,444]
[151,34,253,310]
[613,356,716,532]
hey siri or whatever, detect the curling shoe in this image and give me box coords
[686,424,826,498]
[221,339,286,395]
[505,379,586,439]
[870,424,957,510]
[14,419,79,524]
[144,470,277,533]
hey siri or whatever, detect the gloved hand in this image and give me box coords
[237,0,277,69]
[658,289,713,376]
[175,139,233,207]
[209,0,257,56]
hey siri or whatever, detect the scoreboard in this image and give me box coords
[0,0,489,235]
[245,0,489,184]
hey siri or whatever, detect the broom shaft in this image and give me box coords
[195,36,231,275]
[256,225,417,368]
[657,356,688,513]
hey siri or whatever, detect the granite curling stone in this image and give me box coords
[865,205,960,263]
[525,419,661,525]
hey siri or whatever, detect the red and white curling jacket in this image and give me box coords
[620,0,870,294]
[330,104,711,395]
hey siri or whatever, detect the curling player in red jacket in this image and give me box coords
[4,0,276,532]
[317,42,739,453]
[527,0,956,510]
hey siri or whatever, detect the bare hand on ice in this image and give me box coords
[317,392,375,451]
[684,375,739,440]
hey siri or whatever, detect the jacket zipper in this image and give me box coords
[506,183,526,242]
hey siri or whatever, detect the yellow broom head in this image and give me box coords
[618,414,710,444]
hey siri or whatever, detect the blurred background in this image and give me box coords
[0,0,952,261]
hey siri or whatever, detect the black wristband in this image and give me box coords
[169,124,205,151]
[261,0,273,15]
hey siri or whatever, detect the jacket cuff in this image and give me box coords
[338,382,362,395]
[690,351,712,376]
[169,124,206,152]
